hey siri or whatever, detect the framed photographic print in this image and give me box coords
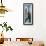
[23,3,33,25]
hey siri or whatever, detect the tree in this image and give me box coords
[0,22,13,32]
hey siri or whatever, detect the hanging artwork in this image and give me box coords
[23,3,33,25]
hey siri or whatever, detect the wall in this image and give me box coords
[0,0,46,44]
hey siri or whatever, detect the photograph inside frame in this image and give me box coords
[23,3,33,25]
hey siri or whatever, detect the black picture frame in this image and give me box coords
[23,3,33,25]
